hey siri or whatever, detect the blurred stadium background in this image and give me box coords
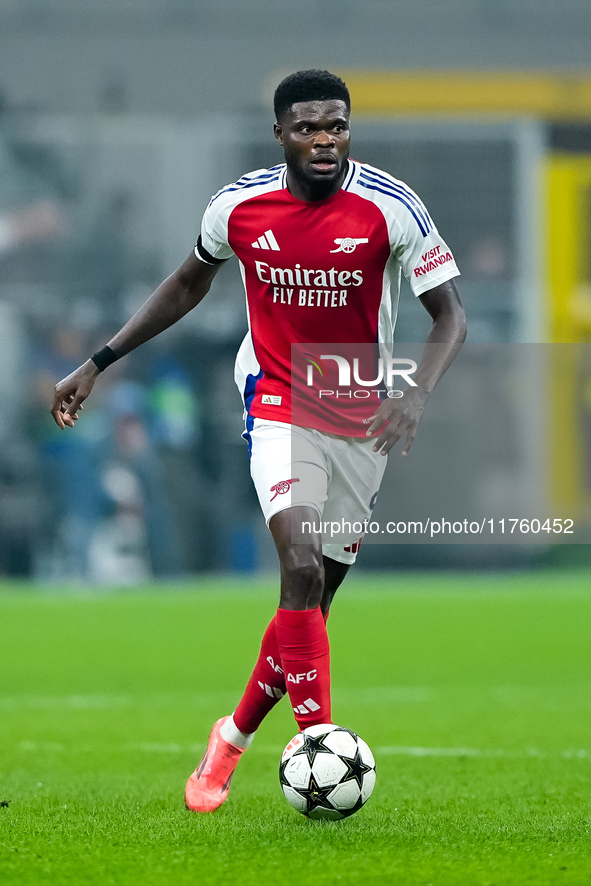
[1,0,590,582]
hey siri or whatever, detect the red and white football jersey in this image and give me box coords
[195,160,460,438]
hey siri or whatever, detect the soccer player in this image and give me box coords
[51,70,466,813]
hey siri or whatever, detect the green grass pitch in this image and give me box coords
[1,571,591,885]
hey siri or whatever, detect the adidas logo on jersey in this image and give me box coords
[252,229,280,251]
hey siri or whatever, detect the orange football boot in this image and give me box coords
[185,717,246,812]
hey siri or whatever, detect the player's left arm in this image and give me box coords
[366,278,466,455]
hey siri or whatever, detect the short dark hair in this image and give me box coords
[274,70,350,121]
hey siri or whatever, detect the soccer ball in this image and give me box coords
[279,723,376,820]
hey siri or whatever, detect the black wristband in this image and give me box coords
[90,346,118,372]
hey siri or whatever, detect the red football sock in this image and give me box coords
[233,616,286,734]
[275,606,331,729]
[232,608,332,735]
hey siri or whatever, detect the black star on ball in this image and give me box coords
[298,772,338,815]
[301,732,334,766]
[341,746,374,792]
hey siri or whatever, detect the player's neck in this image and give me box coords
[285,167,347,202]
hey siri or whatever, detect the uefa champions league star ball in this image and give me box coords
[279,724,376,820]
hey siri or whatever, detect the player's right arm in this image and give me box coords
[50,250,223,429]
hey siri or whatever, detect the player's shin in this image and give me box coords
[275,606,331,729]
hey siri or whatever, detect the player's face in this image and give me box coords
[274,100,351,199]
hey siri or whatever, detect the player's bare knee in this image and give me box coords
[279,549,324,610]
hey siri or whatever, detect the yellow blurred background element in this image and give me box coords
[342,69,591,119]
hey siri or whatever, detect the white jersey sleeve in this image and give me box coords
[351,163,460,297]
[196,193,235,263]
[394,209,460,297]
[195,166,287,265]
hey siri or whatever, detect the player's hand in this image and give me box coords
[50,360,99,429]
[365,387,430,456]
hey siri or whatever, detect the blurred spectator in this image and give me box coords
[95,379,184,581]
[0,88,65,274]
[148,355,208,572]
[150,357,199,450]
[0,439,44,577]
[32,327,108,581]
[31,332,185,583]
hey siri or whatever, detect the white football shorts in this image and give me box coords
[247,418,388,565]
